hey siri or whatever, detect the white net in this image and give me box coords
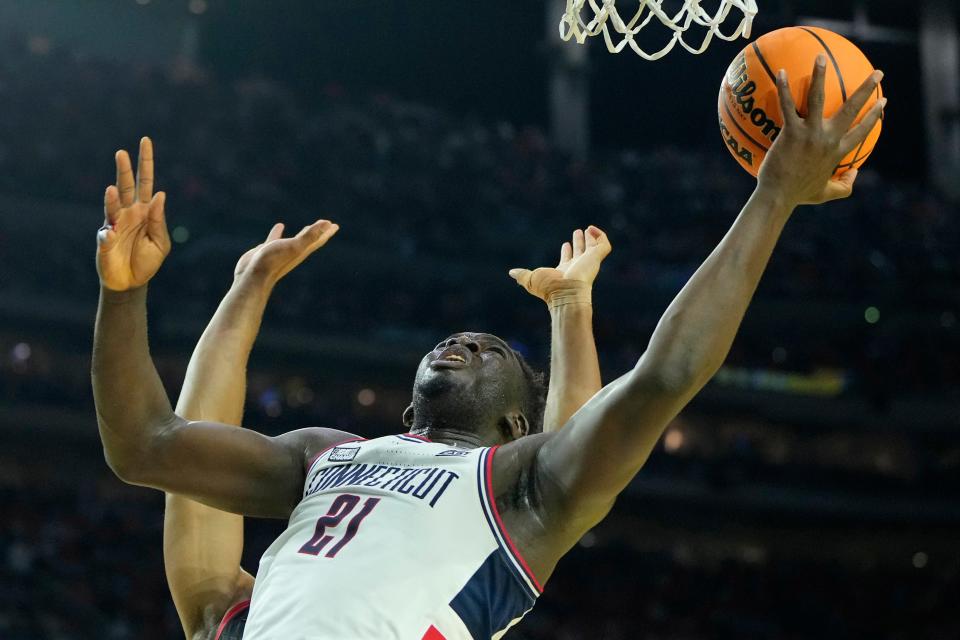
[559,0,759,60]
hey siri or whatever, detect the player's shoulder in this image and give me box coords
[280,427,365,469]
[486,432,563,583]
[493,431,553,474]
[302,426,364,449]
[488,432,555,503]
[303,427,366,470]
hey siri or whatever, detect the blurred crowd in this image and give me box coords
[0,34,957,406]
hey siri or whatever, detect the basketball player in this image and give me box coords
[163,221,610,640]
[92,60,885,639]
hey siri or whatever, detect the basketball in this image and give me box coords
[718,26,884,177]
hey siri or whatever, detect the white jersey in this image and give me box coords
[242,434,542,640]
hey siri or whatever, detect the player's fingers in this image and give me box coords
[776,70,800,126]
[838,98,886,157]
[294,220,323,241]
[585,225,612,254]
[280,223,338,278]
[529,268,557,293]
[147,191,170,251]
[820,171,858,203]
[266,222,285,242]
[836,168,859,189]
[104,185,122,226]
[309,223,339,250]
[807,55,827,127]
[572,228,585,257]
[585,225,601,244]
[267,223,285,242]
[558,241,573,267]
[295,220,337,252]
[97,224,117,250]
[508,268,533,290]
[831,70,883,133]
[98,189,120,249]
[136,137,154,204]
[115,150,136,207]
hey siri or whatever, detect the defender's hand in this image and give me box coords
[234,220,339,288]
[96,137,170,291]
[758,56,886,207]
[509,226,612,307]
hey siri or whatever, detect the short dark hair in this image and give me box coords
[514,350,547,436]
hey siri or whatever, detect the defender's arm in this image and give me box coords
[543,302,598,431]
[164,279,261,639]
[165,222,342,638]
[535,61,887,529]
[510,227,611,431]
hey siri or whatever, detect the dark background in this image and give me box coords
[205,0,925,179]
[0,1,957,639]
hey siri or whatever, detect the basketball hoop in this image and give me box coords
[559,0,759,60]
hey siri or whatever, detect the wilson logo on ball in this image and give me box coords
[725,52,782,142]
[718,26,884,178]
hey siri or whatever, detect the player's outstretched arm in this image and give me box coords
[510,227,611,431]
[165,221,339,639]
[91,137,339,518]
[536,58,886,529]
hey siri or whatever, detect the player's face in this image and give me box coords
[412,332,527,418]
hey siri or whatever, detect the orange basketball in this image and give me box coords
[718,26,883,177]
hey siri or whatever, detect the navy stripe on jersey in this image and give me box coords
[395,434,426,444]
[449,550,536,640]
[475,448,541,600]
[214,599,249,640]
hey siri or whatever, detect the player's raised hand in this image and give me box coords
[96,137,171,291]
[759,55,886,206]
[234,219,340,288]
[509,226,612,307]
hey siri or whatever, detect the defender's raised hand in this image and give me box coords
[509,226,612,307]
[96,137,170,291]
[758,55,886,206]
[234,219,340,289]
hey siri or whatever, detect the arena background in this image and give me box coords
[1,0,957,638]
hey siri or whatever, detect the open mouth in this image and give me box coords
[431,346,471,368]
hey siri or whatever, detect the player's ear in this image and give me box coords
[402,405,415,428]
[500,412,529,441]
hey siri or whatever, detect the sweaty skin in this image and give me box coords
[93,58,884,596]
[163,225,610,639]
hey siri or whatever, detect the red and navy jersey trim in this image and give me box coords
[397,432,433,443]
[213,599,250,640]
[448,549,536,639]
[476,446,543,599]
